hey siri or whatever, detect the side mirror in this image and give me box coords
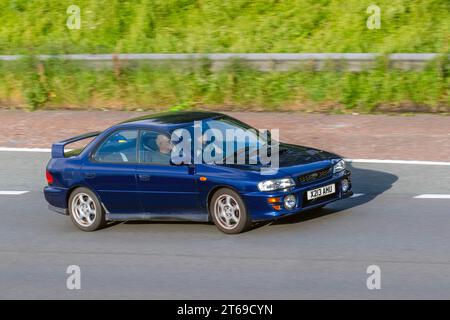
[170,159,194,167]
[170,159,183,166]
[260,129,271,143]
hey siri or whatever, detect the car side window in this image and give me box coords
[93,130,138,163]
[139,130,172,165]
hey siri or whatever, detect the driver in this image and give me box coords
[152,134,172,164]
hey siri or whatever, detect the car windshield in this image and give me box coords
[207,116,267,142]
[175,116,271,164]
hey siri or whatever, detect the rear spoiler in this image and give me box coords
[51,131,101,158]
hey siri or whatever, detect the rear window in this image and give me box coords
[64,136,96,158]
[92,130,138,163]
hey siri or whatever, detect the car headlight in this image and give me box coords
[258,178,295,192]
[333,159,346,173]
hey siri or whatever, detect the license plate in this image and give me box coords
[307,184,335,200]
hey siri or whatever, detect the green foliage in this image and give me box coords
[0,58,447,112]
[0,1,448,112]
[0,0,448,54]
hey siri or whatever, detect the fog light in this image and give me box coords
[341,179,350,193]
[284,194,296,210]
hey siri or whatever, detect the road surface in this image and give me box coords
[0,151,450,299]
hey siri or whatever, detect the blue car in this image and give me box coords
[44,111,352,234]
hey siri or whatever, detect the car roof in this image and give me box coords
[122,111,224,124]
[118,111,225,129]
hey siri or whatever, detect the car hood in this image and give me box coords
[220,143,341,177]
[277,143,339,166]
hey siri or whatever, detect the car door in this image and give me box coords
[82,129,140,214]
[135,130,202,216]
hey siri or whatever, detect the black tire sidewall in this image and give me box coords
[210,188,250,234]
[68,187,106,232]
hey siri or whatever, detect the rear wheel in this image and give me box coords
[210,188,251,234]
[68,187,106,232]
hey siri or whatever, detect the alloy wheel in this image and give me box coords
[71,193,97,227]
[214,194,241,230]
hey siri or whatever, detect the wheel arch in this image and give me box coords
[66,184,104,211]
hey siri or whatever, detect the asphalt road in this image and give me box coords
[0,151,450,299]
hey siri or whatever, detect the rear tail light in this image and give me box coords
[46,170,54,185]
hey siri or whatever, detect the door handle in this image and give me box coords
[138,174,151,181]
[84,172,96,178]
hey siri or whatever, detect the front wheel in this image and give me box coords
[210,188,251,234]
[68,187,106,232]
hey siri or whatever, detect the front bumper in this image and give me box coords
[244,170,353,221]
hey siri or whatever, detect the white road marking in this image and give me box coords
[351,193,365,198]
[414,194,450,199]
[0,191,29,195]
[345,159,450,166]
[0,147,449,167]
[0,147,51,152]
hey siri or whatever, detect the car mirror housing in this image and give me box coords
[170,159,194,167]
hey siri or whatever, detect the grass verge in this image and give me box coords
[0,57,448,113]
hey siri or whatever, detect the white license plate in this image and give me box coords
[307,184,335,200]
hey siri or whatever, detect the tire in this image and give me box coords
[209,188,251,234]
[68,187,106,232]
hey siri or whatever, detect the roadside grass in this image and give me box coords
[0,58,448,113]
[0,0,448,112]
[1,0,448,54]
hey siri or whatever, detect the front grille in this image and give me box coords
[298,167,332,184]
